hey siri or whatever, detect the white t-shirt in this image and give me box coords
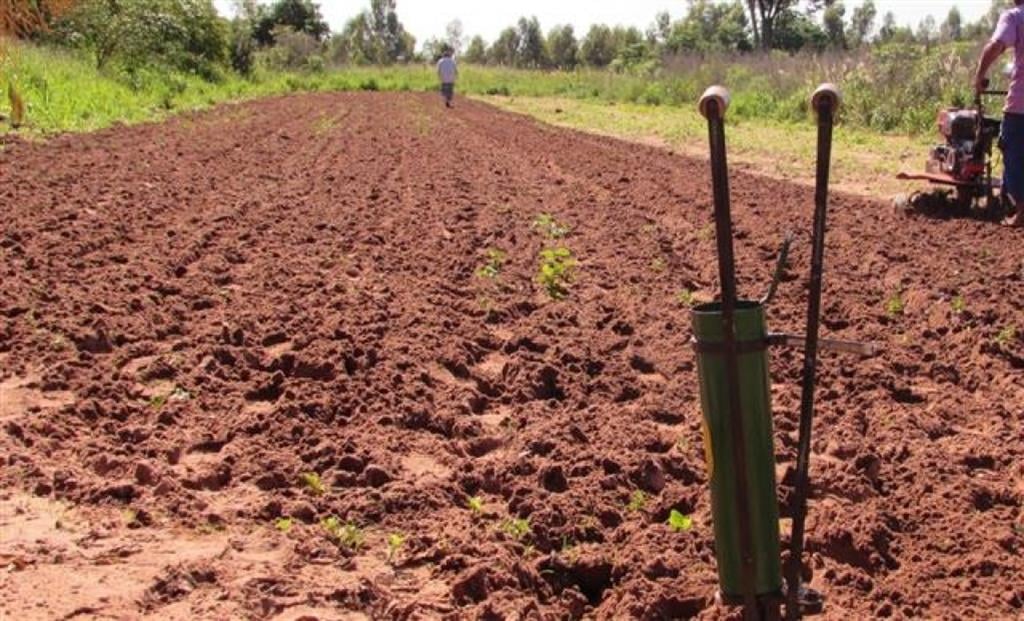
[437,57,458,84]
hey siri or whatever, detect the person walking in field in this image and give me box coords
[976,0,1024,226]
[437,47,458,109]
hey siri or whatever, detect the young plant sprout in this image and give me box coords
[533,213,570,238]
[500,517,531,541]
[667,509,693,533]
[627,490,648,512]
[321,516,363,550]
[466,495,484,514]
[274,517,293,532]
[885,291,905,316]
[475,248,507,279]
[300,472,326,496]
[386,533,405,564]
[537,247,576,299]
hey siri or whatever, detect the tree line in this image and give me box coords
[5,0,1014,80]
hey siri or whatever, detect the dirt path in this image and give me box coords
[1,92,1022,620]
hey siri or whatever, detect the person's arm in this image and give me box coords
[975,40,1008,94]
[977,11,1015,93]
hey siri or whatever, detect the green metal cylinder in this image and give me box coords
[692,301,783,601]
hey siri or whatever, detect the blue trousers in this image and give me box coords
[1002,112,1024,204]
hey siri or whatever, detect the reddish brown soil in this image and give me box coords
[1,92,1022,620]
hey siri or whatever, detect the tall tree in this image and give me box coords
[847,0,875,48]
[488,26,520,65]
[337,0,414,64]
[444,18,463,55]
[253,0,329,46]
[547,24,578,70]
[750,0,796,50]
[516,16,547,68]
[463,34,486,63]
[580,23,615,67]
[941,6,962,42]
[822,1,846,49]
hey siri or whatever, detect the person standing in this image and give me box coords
[976,0,1024,226]
[437,47,458,109]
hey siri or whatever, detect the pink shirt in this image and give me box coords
[993,7,1024,113]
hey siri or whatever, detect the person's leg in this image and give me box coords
[441,83,454,107]
[1002,113,1024,224]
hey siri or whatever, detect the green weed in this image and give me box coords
[321,516,363,550]
[537,247,576,299]
[274,517,294,532]
[533,213,570,239]
[500,517,531,541]
[676,289,696,307]
[885,291,905,317]
[951,295,966,315]
[466,495,484,514]
[667,509,693,533]
[995,326,1018,347]
[386,533,405,564]
[148,394,167,409]
[300,472,326,496]
[475,248,507,279]
[627,490,648,512]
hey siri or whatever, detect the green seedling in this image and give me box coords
[274,517,294,533]
[300,472,326,496]
[321,516,363,550]
[676,289,696,307]
[995,325,1018,347]
[537,247,576,299]
[386,533,405,564]
[149,394,167,409]
[533,213,570,239]
[951,295,966,315]
[885,291,905,316]
[500,517,531,541]
[475,248,508,279]
[667,509,693,533]
[627,490,648,512]
[466,495,484,514]
[169,386,191,402]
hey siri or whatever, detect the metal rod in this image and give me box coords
[767,333,877,357]
[785,84,841,621]
[700,86,761,621]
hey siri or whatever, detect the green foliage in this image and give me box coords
[951,295,966,315]
[466,495,484,514]
[336,0,415,65]
[537,247,576,300]
[52,0,228,79]
[300,471,326,495]
[627,490,648,512]
[500,517,531,541]
[885,291,905,316]
[274,517,294,532]
[148,393,167,409]
[321,516,363,550]
[676,289,696,307]
[995,326,1018,347]
[386,532,405,563]
[532,213,570,239]
[252,0,329,47]
[667,509,693,532]
[475,248,507,279]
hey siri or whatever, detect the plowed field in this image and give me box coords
[1,92,1022,620]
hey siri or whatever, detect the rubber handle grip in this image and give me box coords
[698,85,731,120]
[811,83,842,116]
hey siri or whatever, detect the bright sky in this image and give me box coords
[215,1,1004,44]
